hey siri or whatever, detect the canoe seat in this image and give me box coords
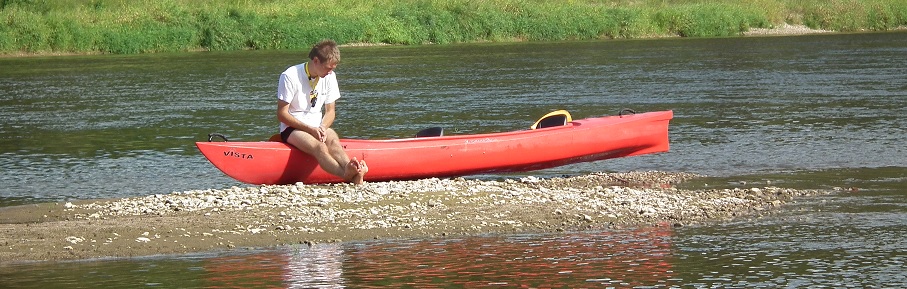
[268,134,281,142]
[531,110,572,129]
[416,126,444,137]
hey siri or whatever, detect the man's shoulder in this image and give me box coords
[281,63,307,76]
[324,71,338,82]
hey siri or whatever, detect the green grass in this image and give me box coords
[1,0,906,55]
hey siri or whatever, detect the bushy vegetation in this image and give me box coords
[1,0,905,55]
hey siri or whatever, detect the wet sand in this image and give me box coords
[0,172,835,264]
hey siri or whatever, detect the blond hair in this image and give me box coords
[308,39,340,64]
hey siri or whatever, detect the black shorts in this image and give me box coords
[280,127,296,143]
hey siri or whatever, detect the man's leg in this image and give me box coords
[322,129,351,167]
[285,130,348,179]
[323,129,368,183]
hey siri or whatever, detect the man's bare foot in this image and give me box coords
[353,160,368,184]
[350,159,368,185]
[342,158,368,185]
[343,159,360,181]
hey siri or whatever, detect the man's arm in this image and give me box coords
[277,100,321,138]
[321,102,337,128]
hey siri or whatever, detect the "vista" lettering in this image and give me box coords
[223,151,253,159]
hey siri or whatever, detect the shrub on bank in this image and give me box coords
[0,0,905,55]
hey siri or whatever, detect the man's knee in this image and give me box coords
[288,131,327,152]
[324,128,339,139]
[323,128,342,144]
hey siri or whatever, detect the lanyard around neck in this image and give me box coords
[304,63,320,107]
[304,63,320,93]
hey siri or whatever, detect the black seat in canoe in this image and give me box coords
[415,126,444,137]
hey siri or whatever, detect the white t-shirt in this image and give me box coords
[277,62,341,132]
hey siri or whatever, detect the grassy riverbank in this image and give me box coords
[1,0,906,55]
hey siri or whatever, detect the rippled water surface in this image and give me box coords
[1,32,906,287]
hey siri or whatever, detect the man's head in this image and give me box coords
[308,39,340,77]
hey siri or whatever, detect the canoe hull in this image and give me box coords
[196,110,673,185]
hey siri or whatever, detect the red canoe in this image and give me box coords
[196,110,673,185]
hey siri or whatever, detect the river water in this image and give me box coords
[1,32,905,287]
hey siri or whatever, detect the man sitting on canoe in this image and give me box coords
[276,39,368,184]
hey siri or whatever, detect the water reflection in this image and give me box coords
[204,244,345,288]
[674,202,907,288]
[197,226,674,288]
[203,253,291,288]
[344,227,674,288]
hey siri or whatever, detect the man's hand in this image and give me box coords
[311,126,326,143]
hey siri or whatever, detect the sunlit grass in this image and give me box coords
[1,0,905,55]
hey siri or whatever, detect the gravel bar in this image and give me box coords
[0,171,835,264]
